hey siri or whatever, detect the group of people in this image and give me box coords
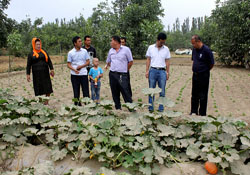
[26,33,214,116]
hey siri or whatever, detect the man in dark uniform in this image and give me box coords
[190,35,214,116]
[83,36,97,73]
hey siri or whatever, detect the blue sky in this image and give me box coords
[5,0,216,28]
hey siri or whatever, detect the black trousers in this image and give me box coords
[71,75,89,106]
[191,71,210,116]
[87,66,93,74]
[109,71,132,109]
[128,71,132,98]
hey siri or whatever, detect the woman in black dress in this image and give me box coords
[26,38,54,105]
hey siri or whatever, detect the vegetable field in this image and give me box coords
[0,57,249,175]
[0,58,249,121]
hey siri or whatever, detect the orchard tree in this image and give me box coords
[211,0,250,67]
[199,16,217,49]
[7,30,23,57]
[113,0,164,58]
[0,0,12,48]
[89,0,120,60]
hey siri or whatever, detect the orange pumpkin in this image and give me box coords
[205,161,218,175]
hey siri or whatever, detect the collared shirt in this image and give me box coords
[106,46,133,73]
[146,44,171,68]
[67,48,90,75]
[192,44,214,73]
[83,45,96,67]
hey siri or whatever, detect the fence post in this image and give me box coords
[8,53,11,87]
[60,43,63,72]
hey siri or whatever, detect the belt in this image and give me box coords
[110,71,128,75]
[151,67,166,70]
[193,71,209,75]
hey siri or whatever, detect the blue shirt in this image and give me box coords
[106,46,133,73]
[89,67,103,81]
[67,48,90,75]
[192,45,214,73]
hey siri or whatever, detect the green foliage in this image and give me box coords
[0,88,249,175]
[7,31,24,57]
[2,0,249,68]
[210,0,250,67]
[140,20,164,53]
[2,0,164,59]
[166,16,204,51]
[90,1,120,60]
[199,16,217,48]
[166,31,192,51]
[0,0,17,48]
[114,0,164,58]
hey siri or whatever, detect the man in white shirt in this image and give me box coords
[145,33,171,112]
[67,36,90,106]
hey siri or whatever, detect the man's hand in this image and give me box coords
[27,75,31,82]
[145,71,149,78]
[145,57,150,79]
[105,63,110,70]
[67,62,79,74]
[166,72,169,80]
[76,65,82,71]
[74,69,80,74]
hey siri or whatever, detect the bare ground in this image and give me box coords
[1,57,249,124]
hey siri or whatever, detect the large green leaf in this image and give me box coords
[156,97,175,107]
[157,124,175,137]
[207,153,222,163]
[230,160,250,175]
[16,107,30,115]
[201,123,217,133]
[143,149,154,163]
[142,87,162,96]
[100,100,114,110]
[51,146,68,161]
[139,164,152,175]
[186,145,201,159]
[240,137,250,147]
[222,123,240,137]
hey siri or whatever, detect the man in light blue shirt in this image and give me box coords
[67,36,90,106]
[106,36,133,109]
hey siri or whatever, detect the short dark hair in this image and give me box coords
[192,35,202,42]
[35,38,41,43]
[84,35,91,41]
[112,36,121,44]
[121,37,126,43]
[72,36,81,46]
[157,32,167,40]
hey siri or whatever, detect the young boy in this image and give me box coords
[89,58,103,104]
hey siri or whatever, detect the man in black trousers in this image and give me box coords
[83,35,97,73]
[106,36,133,109]
[67,36,90,106]
[121,36,133,99]
[190,35,214,116]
